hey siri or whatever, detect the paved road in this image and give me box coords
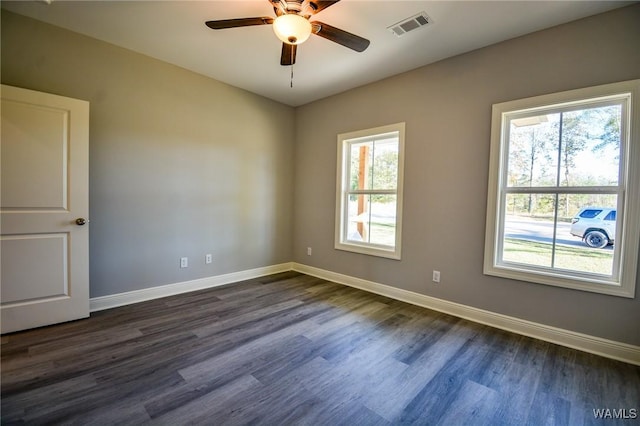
[504,216,613,250]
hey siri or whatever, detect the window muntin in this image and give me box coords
[335,123,405,259]
[485,80,640,298]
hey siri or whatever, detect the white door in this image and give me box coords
[1,85,90,334]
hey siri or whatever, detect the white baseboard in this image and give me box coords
[89,261,640,365]
[90,262,293,312]
[292,263,640,366]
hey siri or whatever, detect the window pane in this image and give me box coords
[346,193,370,243]
[371,137,398,190]
[349,138,399,191]
[507,104,622,189]
[349,142,373,191]
[346,193,397,248]
[502,193,617,275]
[507,114,560,187]
[502,194,554,267]
[559,105,621,187]
[369,195,396,246]
[557,194,616,275]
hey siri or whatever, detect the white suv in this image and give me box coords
[570,207,616,249]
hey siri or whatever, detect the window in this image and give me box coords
[335,123,405,259]
[484,80,640,298]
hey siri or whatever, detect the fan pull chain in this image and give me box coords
[290,46,294,88]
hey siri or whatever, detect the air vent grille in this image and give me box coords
[388,12,432,37]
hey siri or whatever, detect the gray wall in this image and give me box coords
[2,5,639,346]
[1,11,295,298]
[292,5,640,346]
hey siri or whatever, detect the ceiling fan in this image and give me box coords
[205,0,370,66]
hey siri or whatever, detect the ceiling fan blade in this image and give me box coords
[311,21,370,52]
[281,43,297,66]
[308,1,340,14]
[205,17,273,30]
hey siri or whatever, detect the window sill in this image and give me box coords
[483,262,634,298]
[335,242,401,260]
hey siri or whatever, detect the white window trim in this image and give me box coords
[484,80,640,298]
[335,122,405,260]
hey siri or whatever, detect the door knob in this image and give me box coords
[75,218,89,226]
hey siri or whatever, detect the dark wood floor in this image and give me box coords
[2,272,639,425]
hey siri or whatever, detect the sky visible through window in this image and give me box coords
[508,104,620,189]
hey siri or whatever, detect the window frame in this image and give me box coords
[484,80,640,298]
[335,122,405,260]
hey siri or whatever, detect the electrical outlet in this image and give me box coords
[432,270,441,283]
[180,257,188,268]
[307,247,312,256]
[205,254,212,264]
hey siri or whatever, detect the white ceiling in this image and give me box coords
[2,1,633,106]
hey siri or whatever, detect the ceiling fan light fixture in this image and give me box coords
[273,14,312,45]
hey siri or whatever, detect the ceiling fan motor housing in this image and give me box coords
[274,0,322,17]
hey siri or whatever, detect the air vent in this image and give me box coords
[388,12,432,37]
